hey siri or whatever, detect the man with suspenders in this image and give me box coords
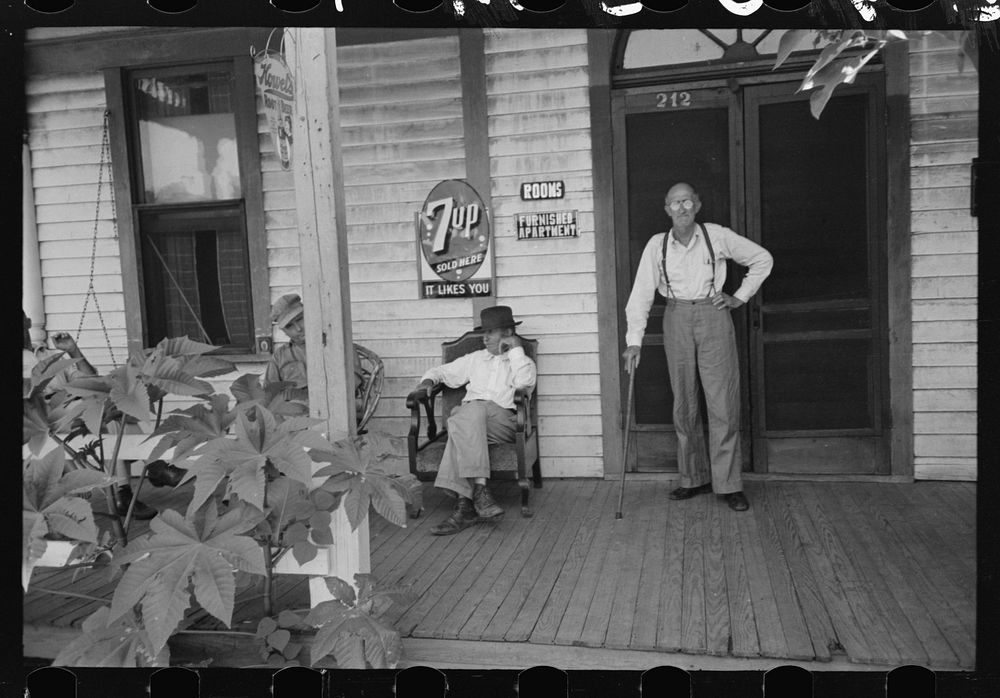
[622,183,773,511]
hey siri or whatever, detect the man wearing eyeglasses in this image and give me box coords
[622,183,773,512]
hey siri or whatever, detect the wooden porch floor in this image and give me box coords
[24,479,975,669]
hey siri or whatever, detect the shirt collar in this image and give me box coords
[667,227,701,248]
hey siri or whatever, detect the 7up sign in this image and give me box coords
[416,180,494,299]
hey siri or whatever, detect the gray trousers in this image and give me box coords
[662,298,743,494]
[434,400,516,499]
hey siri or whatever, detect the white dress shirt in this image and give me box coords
[421,346,537,410]
[625,222,773,347]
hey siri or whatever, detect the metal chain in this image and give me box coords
[76,109,119,368]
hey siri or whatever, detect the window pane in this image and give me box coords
[139,205,253,350]
[134,70,241,203]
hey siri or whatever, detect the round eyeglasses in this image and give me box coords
[667,199,695,213]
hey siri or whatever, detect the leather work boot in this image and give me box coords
[472,482,504,520]
[430,497,479,536]
[115,484,157,521]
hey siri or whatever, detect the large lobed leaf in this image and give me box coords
[230,373,308,417]
[53,606,169,668]
[109,504,266,654]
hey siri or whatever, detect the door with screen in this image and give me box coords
[744,79,888,474]
[613,76,887,475]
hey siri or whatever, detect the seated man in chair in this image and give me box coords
[414,306,537,536]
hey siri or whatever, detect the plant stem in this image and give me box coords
[154,398,164,430]
[102,485,127,543]
[31,587,109,604]
[107,417,131,543]
[262,543,274,617]
[122,463,151,533]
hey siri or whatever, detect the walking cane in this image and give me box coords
[615,363,636,520]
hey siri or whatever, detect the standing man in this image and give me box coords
[622,183,773,511]
[414,306,537,535]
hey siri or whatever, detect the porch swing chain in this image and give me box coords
[76,109,118,368]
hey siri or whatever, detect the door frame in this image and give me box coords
[589,30,913,478]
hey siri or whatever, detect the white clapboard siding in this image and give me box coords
[25,65,127,376]
[909,34,978,481]
[486,29,597,478]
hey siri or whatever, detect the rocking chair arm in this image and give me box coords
[406,383,444,442]
[514,387,533,435]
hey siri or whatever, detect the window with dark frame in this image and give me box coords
[125,63,255,352]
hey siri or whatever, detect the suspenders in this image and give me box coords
[661,222,716,299]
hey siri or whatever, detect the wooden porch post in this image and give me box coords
[22,136,46,346]
[287,28,370,604]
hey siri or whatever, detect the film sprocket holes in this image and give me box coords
[417,179,493,298]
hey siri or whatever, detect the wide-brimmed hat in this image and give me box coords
[271,293,304,329]
[474,305,522,332]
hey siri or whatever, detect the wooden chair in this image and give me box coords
[353,343,384,433]
[406,332,541,517]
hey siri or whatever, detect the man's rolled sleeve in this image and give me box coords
[421,353,472,390]
[506,346,537,391]
[724,229,773,304]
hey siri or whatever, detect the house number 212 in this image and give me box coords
[656,91,692,108]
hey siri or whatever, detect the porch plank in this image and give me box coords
[503,480,600,642]
[603,483,658,649]
[459,481,570,641]
[720,495,759,658]
[821,484,946,667]
[856,478,975,667]
[486,481,597,642]
[740,484,798,660]
[432,483,557,641]
[528,480,614,645]
[376,493,465,589]
[847,484,972,667]
[785,484,902,666]
[680,495,708,654]
[414,484,558,639]
[900,483,975,589]
[756,482,835,661]
[385,491,500,632]
[629,483,669,650]
[772,484,877,663]
[803,484,927,665]
[371,484,453,558]
[391,502,505,636]
[552,481,619,646]
[704,497,731,656]
[579,482,652,648]
[372,489,455,582]
[654,491,686,653]
[878,485,976,632]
